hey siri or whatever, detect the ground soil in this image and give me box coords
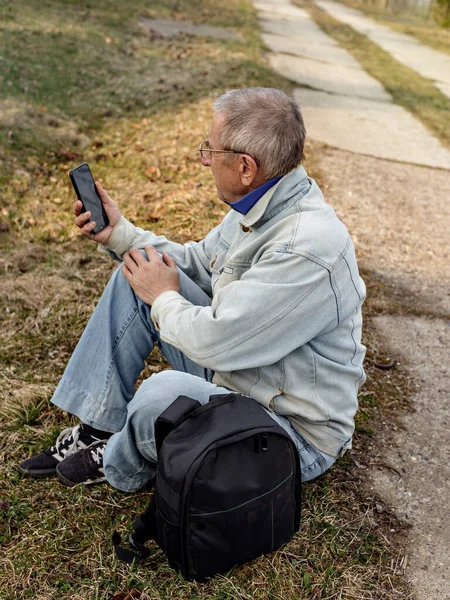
[310,141,450,600]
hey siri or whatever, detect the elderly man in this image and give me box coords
[19,88,366,491]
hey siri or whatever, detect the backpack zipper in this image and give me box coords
[261,433,268,451]
[254,433,269,452]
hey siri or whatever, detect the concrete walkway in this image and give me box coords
[316,0,450,100]
[253,0,450,169]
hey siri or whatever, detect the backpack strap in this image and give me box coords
[112,530,151,564]
[114,396,201,565]
[112,502,155,564]
[155,395,201,453]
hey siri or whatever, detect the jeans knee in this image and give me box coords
[127,370,182,419]
[141,369,196,391]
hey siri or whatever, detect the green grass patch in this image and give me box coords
[335,0,450,55]
[0,0,287,187]
[295,0,450,149]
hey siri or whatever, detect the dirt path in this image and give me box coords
[311,145,450,600]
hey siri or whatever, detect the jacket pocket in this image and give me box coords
[270,345,330,423]
[271,390,330,425]
[217,263,248,290]
[229,367,260,398]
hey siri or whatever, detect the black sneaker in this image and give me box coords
[18,424,107,478]
[56,440,107,487]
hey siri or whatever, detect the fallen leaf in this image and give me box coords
[145,166,161,180]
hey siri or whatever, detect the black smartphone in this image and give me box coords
[69,162,109,234]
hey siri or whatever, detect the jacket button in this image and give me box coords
[241,225,251,232]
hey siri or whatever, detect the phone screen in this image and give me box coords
[69,163,109,234]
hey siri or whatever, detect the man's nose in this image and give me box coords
[201,154,211,167]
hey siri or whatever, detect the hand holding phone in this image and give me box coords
[69,163,109,234]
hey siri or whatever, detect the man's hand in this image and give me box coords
[122,245,180,305]
[73,182,122,245]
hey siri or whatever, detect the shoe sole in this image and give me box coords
[55,464,107,487]
[17,465,56,478]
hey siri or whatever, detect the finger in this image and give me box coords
[95,181,105,196]
[81,221,96,236]
[144,245,160,261]
[122,263,132,281]
[95,181,112,205]
[73,200,83,216]
[162,252,177,269]
[123,252,138,272]
[75,211,91,228]
[128,247,147,266]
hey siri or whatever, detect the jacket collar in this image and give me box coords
[240,165,308,228]
[230,176,282,215]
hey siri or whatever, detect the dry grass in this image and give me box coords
[0,1,414,599]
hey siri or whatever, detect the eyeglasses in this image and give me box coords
[198,140,258,165]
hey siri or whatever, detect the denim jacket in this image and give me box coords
[105,165,366,457]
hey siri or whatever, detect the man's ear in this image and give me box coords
[238,155,258,187]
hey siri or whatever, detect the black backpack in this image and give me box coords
[113,393,302,581]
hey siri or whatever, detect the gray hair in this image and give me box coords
[212,88,306,179]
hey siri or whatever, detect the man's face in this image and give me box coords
[201,113,246,205]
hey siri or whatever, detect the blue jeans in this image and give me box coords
[52,265,335,492]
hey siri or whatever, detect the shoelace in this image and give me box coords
[49,424,82,459]
[89,441,106,467]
